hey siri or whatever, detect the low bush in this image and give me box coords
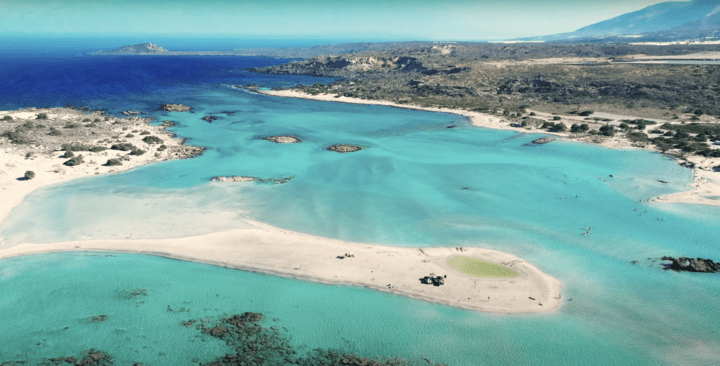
[63,155,84,166]
[89,146,108,152]
[110,143,136,151]
[36,113,48,120]
[157,144,167,151]
[130,148,146,156]
[578,110,594,116]
[1,130,32,144]
[62,150,75,158]
[142,135,163,144]
[48,127,62,136]
[24,171,35,180]
[2,116,13,121]
[140,131,150,135]
[105,158,122,166]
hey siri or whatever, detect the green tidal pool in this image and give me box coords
[447,256,519,277]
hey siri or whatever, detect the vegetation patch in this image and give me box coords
[447,256,519,278]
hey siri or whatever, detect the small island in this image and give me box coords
[327,144,362,153]
[263,135,302,143]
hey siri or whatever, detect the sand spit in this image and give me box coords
[0,220,562,314]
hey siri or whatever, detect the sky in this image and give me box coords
[0,0,688,41]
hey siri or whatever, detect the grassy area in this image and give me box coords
[447,256,519,278]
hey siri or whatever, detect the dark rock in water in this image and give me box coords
[160,120,177,128]
[680,161,695,169]
[89,315,108,323]
[263,135,301,143]
[202,115,219,123]
[76,349,113,366]
[525,137,555,146]
[658,180,669,184]
[157,104,192,112]
[661,256,720,273]
[327,144,362,153]
[121,111,144,116]
[211,175,295,184]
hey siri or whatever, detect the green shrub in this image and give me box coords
[105,158,122,166]
[552,116,561,121]
[142,135,163,144]
[578,110,594,116]
[60,143,92,152]
[125,133,135,138]
[48,127,63,136]
[63,155,84,166]
[64,123,81,128]
[22,121,34,129]
[89,146,108,153]
[130,148,146,156]
[82,118,91,122]
[24,171,35,180]
[62,150,75,158]
[36,113,48,120]
[111,143,136,151]
[157,144,167,151]
[1,130,32,144]
[140,131,150,135]
[599,125,615,137]
[2,116,12,121]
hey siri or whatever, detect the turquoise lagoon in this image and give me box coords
[1,56,720,365]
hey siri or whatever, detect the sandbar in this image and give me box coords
[0,220,562,314]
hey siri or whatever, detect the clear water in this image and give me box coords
[2,52,720,365]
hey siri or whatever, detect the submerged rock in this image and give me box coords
[327,144,362,153]
[263,135,301,143]
[662,256,720,273]
[89,315,108,323]
[210,175,295,184]
[526,137,555,145]
[202,115,219,123]
[157,104,192,112]
[160,120,178,128]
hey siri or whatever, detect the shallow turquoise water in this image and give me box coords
[2,64,720,364]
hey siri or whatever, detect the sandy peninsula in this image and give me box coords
[0,106,562,314]
[0,220,562,314]
[258,89,720,207]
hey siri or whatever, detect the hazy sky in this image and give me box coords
[1,0,687,40]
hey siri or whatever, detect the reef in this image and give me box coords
[662,256,720,273]
[210,175,295,184]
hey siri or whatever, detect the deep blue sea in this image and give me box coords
[1,40,720,365]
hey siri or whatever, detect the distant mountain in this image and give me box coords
[518,0,720,42]
[573,0,719,37]
[103,43,169,54]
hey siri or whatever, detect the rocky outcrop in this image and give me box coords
[327,144,362,153]
[121,110,145,116]
[525,137,556,146]
[662,256,720,273]
[263,135,301,143]
[202,115,219,123]
[211,175,295,184]
[157,104,192,112]
[160,120,178,128]
[168,145,205,159]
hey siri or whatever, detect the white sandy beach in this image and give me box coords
[0,221,562,314]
